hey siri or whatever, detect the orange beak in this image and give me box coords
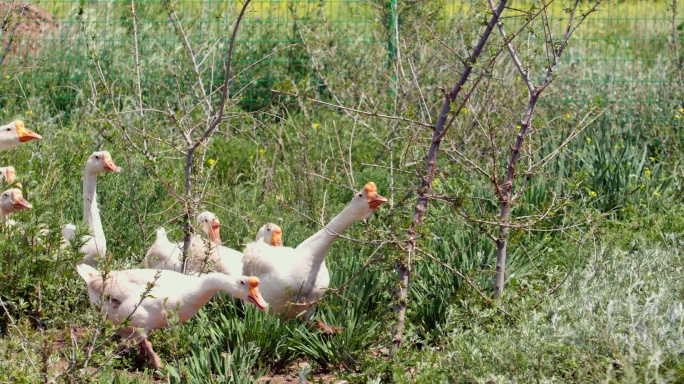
[364,182,388,209]
[247,277,268,311]
[15,121,42,143]
[11,190,32,211]
[271,227,283,246]
[208,219,221,244]
[102,155,122,173]
[4,167,15,183]
[368,193,388,209]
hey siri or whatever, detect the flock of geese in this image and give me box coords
[0,120,389,370]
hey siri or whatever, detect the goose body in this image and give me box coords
[144,212,283,276]
[0,120,41,150]
[76,263,267,369]
[242,182,387,318]
[63,151,121,266]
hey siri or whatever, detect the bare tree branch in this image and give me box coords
[0,2,29,67]
[179,0,253,272]
[490,0,603,299]
[272,89,435,129]
[393,0,510,354]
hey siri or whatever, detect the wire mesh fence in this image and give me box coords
[0,0,681,123]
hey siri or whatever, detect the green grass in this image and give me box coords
[0,0,683,382]
[368,232,684,383]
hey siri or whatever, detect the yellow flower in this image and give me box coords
[586,137,591,144]
[645,168,651,178]
[654,191,660,197]
[515,76,520,83]
[312,123,319,129]
[640,184,645,189]
[259,149,265,156]
[4,75,8,80]
[676,114,681,119]
[207,159,216,166]
[249,155,253,160]
[433,178,441,187]
[565,113,571,119]
[679,107,684,114]
[26,110,32,115]
[462,107,469,114]
[649,157,655,162]
[516,125,521,130]
[589,191,597,197]
[613,145,619,149]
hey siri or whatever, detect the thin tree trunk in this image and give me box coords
[392,0,509,354]
[493,91,537,299]
[490,0,600,299]
[179,0,253,273]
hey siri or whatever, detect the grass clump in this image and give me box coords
[361,232,684,383]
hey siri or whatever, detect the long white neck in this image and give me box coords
[83,170,104,241]
[182,274,241,311]
[296,203,360,266]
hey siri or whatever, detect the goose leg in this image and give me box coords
[309,319,344,335]
[135,342,148,366]
[140,338,163,369]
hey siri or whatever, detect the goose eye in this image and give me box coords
[240,280,245,285]
[358,193,362,197]
[6,128,10,132]
[95,155,100,159]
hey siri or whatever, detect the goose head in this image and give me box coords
[85,151,122,174]
[198,211,221,244]
[0,121,42,150]
[347,182,388,220]
[0,188,32,216]
[234,276,268,311]
[255,223,283,246]
[0,166,16,183]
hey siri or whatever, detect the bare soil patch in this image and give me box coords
[0,3,61,60]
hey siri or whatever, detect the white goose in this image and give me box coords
[255,223,284,247]
[144,212,283,276]
[207,221,283,275]
[0,188,32,224]
[0,120,41,150]
[242,182,387,322]
[0,166,16,183]
[76,263,268,369]
[62,151,122,266]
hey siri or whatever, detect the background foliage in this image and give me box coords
[0,0,683,382]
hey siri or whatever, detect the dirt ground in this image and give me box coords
[0,3,61,60]
[256,361,348,384]
[46,327,349,383]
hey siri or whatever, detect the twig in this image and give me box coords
[0,2,29,67]
[489,0,603,299]
[670,0,684,91]
[272,89,435,129]
[0,296,39,374]
[395,0,511,354]
[179,0,253,272]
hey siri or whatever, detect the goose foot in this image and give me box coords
[140,339,163,370]
[311,320,344,335]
